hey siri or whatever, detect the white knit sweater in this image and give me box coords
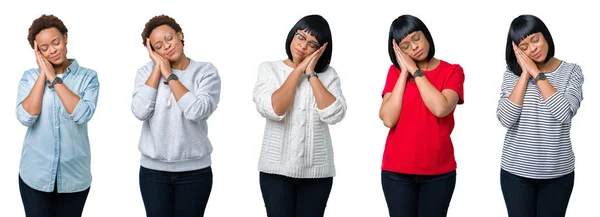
[253,61,347,178]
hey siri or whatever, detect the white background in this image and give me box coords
[1,0,598,216]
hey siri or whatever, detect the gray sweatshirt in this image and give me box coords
[131,59,221,172]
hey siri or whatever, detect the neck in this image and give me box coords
[416,58,435,71]
[536,57,555,72]
[53,59,71,74]
[171,55,190,70]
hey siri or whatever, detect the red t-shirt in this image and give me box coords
[381,60,464,175]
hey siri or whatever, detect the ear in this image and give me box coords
[177,32,183,41]
[63,33,69,45]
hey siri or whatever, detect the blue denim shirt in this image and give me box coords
[16,59,99,193]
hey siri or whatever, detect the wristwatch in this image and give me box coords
[49,77,63,89]
[413,69,425,77]
[534,73,547,82]
[164,74,179,84]
[307,71,318,81]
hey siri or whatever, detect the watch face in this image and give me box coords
[414,70,424,77]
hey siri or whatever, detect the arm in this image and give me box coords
[16,71,44,127]
[271,67,304,116]
[311,69,347,125]
[413,66,463,118]
[379,67,409,128]
[54,72,100,124]
[496,69,524,128]
[252,62,288,121]
[540,65,584,123]
[173,64,221,120]
[131,66,158,121]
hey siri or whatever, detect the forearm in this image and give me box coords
[379,76,408,128]
[21,76,47,116]
[309,77,335,109]
[145,67,161,89]
[53,83,81,114]
[535,79,558,100]
[169,79,190,101]
[272,69,302,116]
[415,77,453,117]
[507,75,529,106]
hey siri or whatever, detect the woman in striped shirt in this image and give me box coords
[497,14,584,217]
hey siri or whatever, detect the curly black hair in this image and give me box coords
[141,15,184,48]
[27,14,68,49]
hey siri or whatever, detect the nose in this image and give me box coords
[300,41,308,50]
[410,41,419,51]
[529,45,538,53]
[49,46,57,54]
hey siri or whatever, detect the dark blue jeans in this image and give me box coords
[19,175,90,217]
[501,169,574,217]
[259,172,333,217]
[139,166,213,217]
[381,170,456,217]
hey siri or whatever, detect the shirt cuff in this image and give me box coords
[316,98,341,118]
[177,91,195,112]
[138,85,158,102]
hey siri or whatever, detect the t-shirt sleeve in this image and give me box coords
[382,65,400,97]
[443,65,465,104]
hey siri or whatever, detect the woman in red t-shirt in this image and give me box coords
[379,15,465,217]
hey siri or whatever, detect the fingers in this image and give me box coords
[34,40,39,53]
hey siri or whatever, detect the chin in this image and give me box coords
[49,58,66,66]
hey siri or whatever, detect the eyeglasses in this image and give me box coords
[153,33,175,50]
[398,32,423,51]
[294,32,320,50]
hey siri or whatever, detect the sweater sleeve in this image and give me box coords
[176,63,221,121]
[496,69,523,128]
[253,62,286,121]
[131,64,158,121]
[541,65,584,123]
[315,67,347,125]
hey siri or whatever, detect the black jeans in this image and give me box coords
[19,175,90,217]
[139,166,213,217]
[259,172,333,217]
[381,170,456,217]
[501,169,574,217]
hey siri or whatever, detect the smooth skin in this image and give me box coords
[272,30,335,116]
[145,24,192,101]
[21,28,81,116]
[379,31,460,128]
[507,32,561,106]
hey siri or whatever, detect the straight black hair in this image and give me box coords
[506,15,555,76]
[388,15,435,70]
[285,14,332,73]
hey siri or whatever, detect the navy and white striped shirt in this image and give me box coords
[497,61,584,179]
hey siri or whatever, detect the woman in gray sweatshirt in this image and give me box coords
[131,15,221,217]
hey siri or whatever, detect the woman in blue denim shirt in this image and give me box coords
[16,14,99,217]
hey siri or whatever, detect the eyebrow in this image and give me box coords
[298,32,320,45]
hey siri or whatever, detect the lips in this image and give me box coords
[165,49,175,56]
[533,51,542,59]
[50,54,61,61]
[415,49,424,57]
[294,48,305,56]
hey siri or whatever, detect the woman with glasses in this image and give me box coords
[252,14,346,217]
[497,15,583,217]
[378,14,465,217]
[17,14,99,217]
[131,15,221,217]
